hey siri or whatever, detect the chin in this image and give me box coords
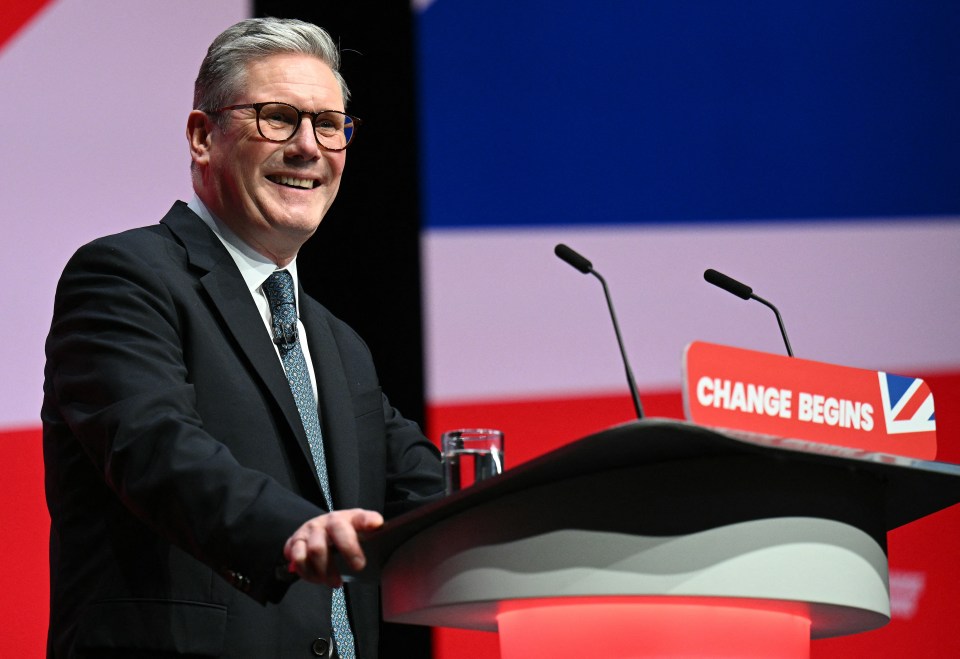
[277,215,324,237]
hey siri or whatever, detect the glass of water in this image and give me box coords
[441,428,504,495]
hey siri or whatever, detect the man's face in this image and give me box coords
[198,53,347,262]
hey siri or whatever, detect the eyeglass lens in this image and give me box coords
[257,102,354,149]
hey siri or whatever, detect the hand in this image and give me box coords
[283,509,384,587]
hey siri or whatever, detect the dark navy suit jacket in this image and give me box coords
[42,201,442,657]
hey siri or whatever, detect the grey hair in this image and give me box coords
[193,17,350,114]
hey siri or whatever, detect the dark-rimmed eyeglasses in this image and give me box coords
[209,102,361,151]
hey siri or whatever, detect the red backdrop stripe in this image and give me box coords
[0,0,56,50]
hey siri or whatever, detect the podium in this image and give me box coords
[354,420,960,658]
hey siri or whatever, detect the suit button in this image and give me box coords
[311,637,331,656]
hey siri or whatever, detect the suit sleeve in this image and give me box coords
[44,238,323,603]
[381,395,444,518]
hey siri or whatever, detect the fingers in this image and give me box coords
[284,509,384,587]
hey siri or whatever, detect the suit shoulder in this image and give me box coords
[66,203,200,274]
[79,222,174,255]
[61,226,183,292]
[72,201,198,256]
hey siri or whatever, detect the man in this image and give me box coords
[42,17,442,658]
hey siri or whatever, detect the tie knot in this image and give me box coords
[263,270,298,347]
[263,270,296,311]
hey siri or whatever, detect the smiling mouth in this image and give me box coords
[267,174,318,190]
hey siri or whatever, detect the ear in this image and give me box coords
[187,110,215,167]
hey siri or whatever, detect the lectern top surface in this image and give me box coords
[352,419,960,578]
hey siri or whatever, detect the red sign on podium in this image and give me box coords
[683,342,937,459]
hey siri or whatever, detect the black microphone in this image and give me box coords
[554,243,593,274]
[554,244,644,419]
[703,268,795,357]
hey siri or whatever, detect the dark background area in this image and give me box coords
[255,2,430,656]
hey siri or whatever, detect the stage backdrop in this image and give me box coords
[414,2,960,658]
[5,2,960,658]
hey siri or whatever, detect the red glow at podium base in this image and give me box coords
[496,597,812,659]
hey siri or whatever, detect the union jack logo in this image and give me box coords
[878,372,936,435]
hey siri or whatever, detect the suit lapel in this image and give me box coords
[159,203,323,499]
[298,294,361,510]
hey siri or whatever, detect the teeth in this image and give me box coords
[271,175,314,189]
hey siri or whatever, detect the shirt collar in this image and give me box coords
[188,194,302,297]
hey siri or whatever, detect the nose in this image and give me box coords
[284,115,321,160]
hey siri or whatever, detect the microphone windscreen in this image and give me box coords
[555,244,593,274]
[704,268,753,300]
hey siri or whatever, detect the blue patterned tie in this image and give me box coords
[262,270,356,659]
